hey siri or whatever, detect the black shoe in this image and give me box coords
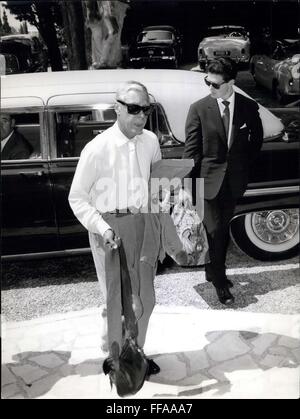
[147,359,160,376]
[206,275,233,288]
[215,287,235,305]
[226,279,233,288]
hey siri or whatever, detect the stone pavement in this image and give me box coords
[2,306,300,399]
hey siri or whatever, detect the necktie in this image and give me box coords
[222,100,230,143]
[128,139,144,210]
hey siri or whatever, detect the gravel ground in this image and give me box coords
[2,242,299,322]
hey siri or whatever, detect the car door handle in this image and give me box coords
[20,170,45,177]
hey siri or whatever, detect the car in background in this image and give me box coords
[250,38,300,104]
[129,25,182,68]
[1,34,48,72]
[1,70,298,261]
[0,40,42,74]
[197,25,250,71]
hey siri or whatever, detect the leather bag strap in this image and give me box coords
[118,240,138,339]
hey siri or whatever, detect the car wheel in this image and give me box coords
[230,209,299,261]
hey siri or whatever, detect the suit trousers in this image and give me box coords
[203,176,237,288]
[89,212,156,354]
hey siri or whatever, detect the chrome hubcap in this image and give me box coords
[251,209,299,244]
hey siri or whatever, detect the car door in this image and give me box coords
[1,98,59,256]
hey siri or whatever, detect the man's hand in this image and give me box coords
[103,229,120,250]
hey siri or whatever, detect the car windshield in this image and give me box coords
[138,30,173,43]
[207,27,246,37]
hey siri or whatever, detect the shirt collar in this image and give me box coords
[112,122,139,148]
[1,130,14,151]
[1,130,14,143]
[217,90,235,106]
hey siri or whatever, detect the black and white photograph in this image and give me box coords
[1,0,299,401]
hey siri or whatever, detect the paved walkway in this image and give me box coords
[2,306,300,399]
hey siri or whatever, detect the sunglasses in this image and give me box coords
[204,76,227,90]
[117,99,153,116]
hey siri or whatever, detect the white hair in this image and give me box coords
[116,81,149,101]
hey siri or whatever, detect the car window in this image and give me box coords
[1,112,41,160]
[138,31,173,43]
[207,27,247,37]
[155,104,180,146]
[53,103,179,158]
[53,107,116,158]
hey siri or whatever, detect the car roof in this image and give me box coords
[142,25,177,32]
[209,25,246,30]
[1,69,283,142]
[0,40,31,52]
[1,34,38,40]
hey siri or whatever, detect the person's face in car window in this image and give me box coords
[0,114,15,141]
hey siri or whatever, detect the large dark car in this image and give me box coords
[1,34,48,72]
[0,40,42,74]
[1,70,298,262]
[129,25,182,68]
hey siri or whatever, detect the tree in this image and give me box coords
[0,13,3,36]
[84,0,130,69]
[2,9,12,34]
[4,1,63,71]
[59,1,87,70]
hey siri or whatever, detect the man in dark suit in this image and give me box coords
[183,58,263,304]
[1,113,33,160]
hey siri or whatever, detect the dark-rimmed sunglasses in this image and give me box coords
[117,99,153,116]
[204,76,227,90]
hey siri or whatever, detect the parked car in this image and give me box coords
[231,99,300,260]
[197,25,250,71]
[1,34,48,72]
[250,38,300,104]
[0,40,42,74]
[129,25,182,68]
[1,70,298,261]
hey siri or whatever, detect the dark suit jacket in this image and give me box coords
[183,92,263,200]
[1,131,33,160]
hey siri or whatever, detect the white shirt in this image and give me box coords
[217,91,235,147]
[69,122,161,236]
[1,130,14,152]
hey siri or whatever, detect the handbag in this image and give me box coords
[170,190,210,266]
[102,240,149,397]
